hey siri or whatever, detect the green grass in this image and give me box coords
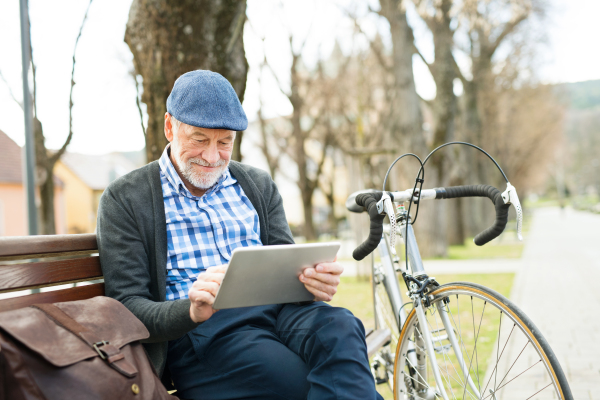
[330,273,514,399]
[445,239,524,260]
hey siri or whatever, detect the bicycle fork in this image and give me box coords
[409,294,482,400]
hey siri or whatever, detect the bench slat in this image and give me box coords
[366,328,392,358]
[0,256,102,293]
[0,283,105,313]
[0,234,97,258]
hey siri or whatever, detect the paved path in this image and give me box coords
[508,207,600,399]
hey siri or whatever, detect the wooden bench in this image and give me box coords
[0,233,390,358]
[0,234,102,312]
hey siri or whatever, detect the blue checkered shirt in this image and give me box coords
[159,146,262,301]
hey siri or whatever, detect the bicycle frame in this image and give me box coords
[373,216,481,399]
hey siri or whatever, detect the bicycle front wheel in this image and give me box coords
[394,282,572,400]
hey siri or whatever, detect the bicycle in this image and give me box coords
[346,142,573,400]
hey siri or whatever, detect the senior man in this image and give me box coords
[97,70,382,400]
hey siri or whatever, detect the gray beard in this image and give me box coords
[175,154,229,190]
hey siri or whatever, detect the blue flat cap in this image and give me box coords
[167,70,248,131]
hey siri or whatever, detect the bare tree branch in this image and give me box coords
[452,55,466,84]
[27,10,38,117]
[487,13,529,58]
[50,0,93,165]
[412,43,435,76]
[264,57,291,99]
[0,69,23,110]
[308,140,330,193]
[345,11,392,72]
[132,73,146,137]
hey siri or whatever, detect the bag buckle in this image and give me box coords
[92,340,111,359]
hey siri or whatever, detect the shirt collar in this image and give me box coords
[158,144,236,198]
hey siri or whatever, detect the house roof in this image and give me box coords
[60,152,138,190]
[0,129,23,184]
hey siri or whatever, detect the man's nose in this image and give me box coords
[203,144,220,164]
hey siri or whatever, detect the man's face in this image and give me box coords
[165,113,235,190]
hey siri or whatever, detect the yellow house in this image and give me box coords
[54,152,138,234]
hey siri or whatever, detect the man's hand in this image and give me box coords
[189,265,227,323]
[299,259,343,302]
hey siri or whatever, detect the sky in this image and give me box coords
[0,0,599,156]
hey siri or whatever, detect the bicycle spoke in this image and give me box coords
[494,341,532,391]
[447,302,477,382]
[472,298,483,392]
[482,323,516,396]
[524,383,552,400]
[493,311,502,393]
[430,310,472,399]
[426,316,462,400]
[414,324,443,387]
[403,347,433,392]
[461,299,485,400]
[480,359,543,400]
[441,303,486,399]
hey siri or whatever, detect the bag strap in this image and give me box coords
[31,304,138,378]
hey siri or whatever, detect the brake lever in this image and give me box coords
[377,193,397,255]
[501,182,523,241]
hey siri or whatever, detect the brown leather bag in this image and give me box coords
[0,296,178,400]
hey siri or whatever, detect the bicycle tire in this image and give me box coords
[393,282,572,400]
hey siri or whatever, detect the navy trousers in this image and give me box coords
[167,302,383,400]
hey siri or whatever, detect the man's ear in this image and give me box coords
[164,113,174,142]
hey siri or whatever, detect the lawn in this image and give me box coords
[329,273,515,399]
[445,238,523,260]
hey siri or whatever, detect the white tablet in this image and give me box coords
[212,242,341,309]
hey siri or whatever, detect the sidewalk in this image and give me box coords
[508,207,600,398]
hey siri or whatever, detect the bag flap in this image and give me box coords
[0,296,149,367]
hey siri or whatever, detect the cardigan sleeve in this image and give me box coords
[97,184,200,343]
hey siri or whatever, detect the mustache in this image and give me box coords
[188,158,227,168]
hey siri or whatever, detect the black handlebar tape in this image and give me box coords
[352,192,385,261]
[437,185,510,246]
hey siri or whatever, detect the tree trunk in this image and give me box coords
[39,168,56,235]
[379,0,425,151]
[347,154,370,279]
[325,180,337,237]
[380,0,446,258]
[419,0,458,257]
[125,0,249,162]
[301,189,316,241]
[32,117,56,235]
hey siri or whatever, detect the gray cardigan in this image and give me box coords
[96,160,294,377]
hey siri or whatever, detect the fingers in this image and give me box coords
[189,287,217,306]
[301,268,340,286]
[314,261,344,276]
[188,289,219,323]
[206,264,228,274]
[301,279,337,302]
[195,264,227,285]
[188,266,228,323]
[191,280,220,297]
[299,273,338,302]
[189,266,226,306]
[195,272,225,285]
